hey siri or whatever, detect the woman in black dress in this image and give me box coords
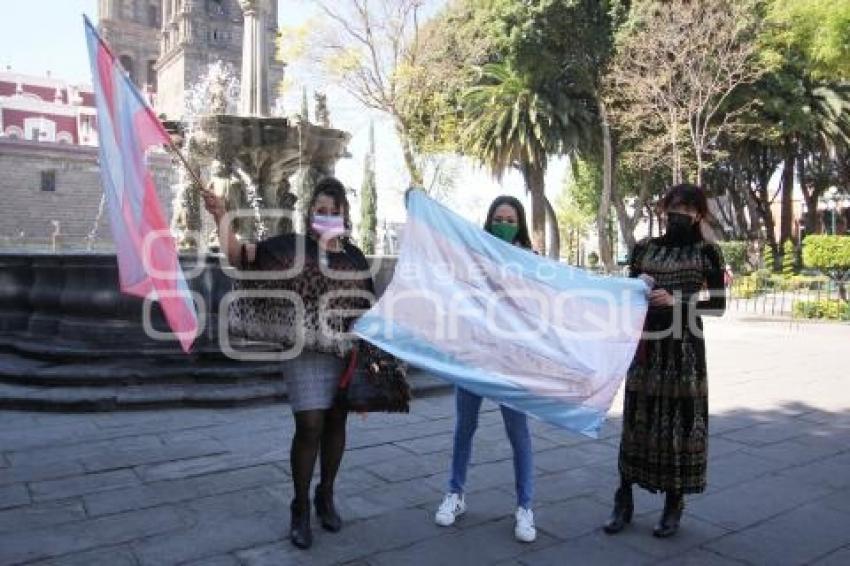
[604,183,726,538]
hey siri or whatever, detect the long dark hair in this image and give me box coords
[659,183,714,242]
[304,176,353,239]
[483,195,533,249]
[660,183,709,217]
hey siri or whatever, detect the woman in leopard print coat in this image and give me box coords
[203,177,374,550]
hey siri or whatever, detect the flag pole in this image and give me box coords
[162,138,210,195]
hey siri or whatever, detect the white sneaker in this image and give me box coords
[514,507,536,542]
[435,493,466,526]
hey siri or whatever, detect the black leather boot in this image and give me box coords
[603,484,634,534]
[314,484,342,533]
[653,492,684,538]
[290,499,312,549]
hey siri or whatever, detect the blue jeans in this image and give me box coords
[448,387,534,509]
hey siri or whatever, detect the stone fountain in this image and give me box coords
[167,0,351,250]
[0,1,433,411]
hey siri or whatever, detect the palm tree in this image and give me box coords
[756,73,850,243]
[797,83,850,233]
[461,62,593,256]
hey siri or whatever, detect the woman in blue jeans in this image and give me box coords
[434,196,536,542]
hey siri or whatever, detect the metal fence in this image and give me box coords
[729,276,848,321]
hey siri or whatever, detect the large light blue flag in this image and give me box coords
[354,190,649,437]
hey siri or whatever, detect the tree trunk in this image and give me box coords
[779,138,795,245]
[752,186,778,269]
[394,121,423,186]
[728,184,750,240]
[750,150,779,269]
[646,202,655,237]
[714,188,736,239]
[522,164,546,254]
[613,198,637,251]
[597,101,615,272]
[696,152,703,187]
[743,171,762,241]
[798,156,824,236]
[543,195,560,260]
[804,194,820,235]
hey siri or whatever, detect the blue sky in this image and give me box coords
[0,1,568,224]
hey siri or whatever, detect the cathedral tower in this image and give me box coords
[97,0,162,94]
[155,0,285,119]
[98,0,285,120]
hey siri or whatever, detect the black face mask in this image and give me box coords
[665,212,697,239]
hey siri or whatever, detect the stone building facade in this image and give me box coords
[0,139,173,250]
[0,69,174,251]
[0,71,98,145]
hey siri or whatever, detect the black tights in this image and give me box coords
[290,406,348,510]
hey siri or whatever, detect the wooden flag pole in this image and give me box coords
[162,139,210,195]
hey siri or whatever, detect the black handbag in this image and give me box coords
[336,341,410,413]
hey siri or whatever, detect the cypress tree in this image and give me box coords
[764,244,776,273]
[359,121,378,254]
[782,240,796,278]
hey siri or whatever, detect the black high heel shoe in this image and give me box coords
[653,492,684,538]
[603,484,634,534]
[290,499,313,549]
[314,485,342,533]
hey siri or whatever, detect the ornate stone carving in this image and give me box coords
[315,91,330,128]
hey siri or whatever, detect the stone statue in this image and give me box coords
[207,62,237,115]
[315,91,330,128]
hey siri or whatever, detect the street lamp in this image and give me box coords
[826,186,839,234]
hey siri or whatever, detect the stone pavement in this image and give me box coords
[1,318,849,566]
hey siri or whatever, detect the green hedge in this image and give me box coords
[718,241,748,274]
[793,299,850,321]
[731,273,831,298]
[783,275,831,291]
[802,235,850,279]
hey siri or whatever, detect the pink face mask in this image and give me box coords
[311,214,346,238]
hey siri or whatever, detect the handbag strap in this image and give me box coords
[338,347,358,389]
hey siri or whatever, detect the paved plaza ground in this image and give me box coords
[1,317,848,565]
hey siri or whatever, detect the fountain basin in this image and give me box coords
[0,252,445,411]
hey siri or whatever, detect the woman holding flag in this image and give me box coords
[434,196,538,543]
[203,177,375,550]
[603,183,726,538]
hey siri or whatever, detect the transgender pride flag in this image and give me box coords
[84,17,198,352]
[355,190,649,437]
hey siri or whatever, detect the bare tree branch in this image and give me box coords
[302,0,428,183]
[603,0,764,185]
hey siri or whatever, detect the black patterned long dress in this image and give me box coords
[617,233,726,494]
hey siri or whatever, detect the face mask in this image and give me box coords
[311,214,346,238]
[665,212,697,239]
[489,222,519,243]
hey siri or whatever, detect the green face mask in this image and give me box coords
[489,222,519,243]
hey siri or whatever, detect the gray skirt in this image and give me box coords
[281,350,346,412]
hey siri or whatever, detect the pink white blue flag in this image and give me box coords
[355,190,649,437]
[84,16,198,352]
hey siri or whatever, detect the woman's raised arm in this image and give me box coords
[200,183,256,268]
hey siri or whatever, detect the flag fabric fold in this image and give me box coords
[84,16,198,352]
[354,190,648,437]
